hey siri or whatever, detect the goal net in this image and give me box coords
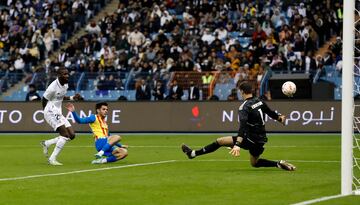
[354,105,360,194]
[346,0,360,195]
[342,0,358,196]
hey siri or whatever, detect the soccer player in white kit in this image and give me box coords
[40,67,82,165]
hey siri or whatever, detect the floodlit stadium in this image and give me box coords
[0,0,359,204]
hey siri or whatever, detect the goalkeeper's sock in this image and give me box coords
[194,141,220,156]
[254,159,278,167]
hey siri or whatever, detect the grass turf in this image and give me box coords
[0,134,358,205]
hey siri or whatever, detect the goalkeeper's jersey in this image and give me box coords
[237,96,281,143]
[71,112,108,139]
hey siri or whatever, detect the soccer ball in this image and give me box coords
[282,81,296,97]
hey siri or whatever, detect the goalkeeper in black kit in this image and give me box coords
[182,81,296,171]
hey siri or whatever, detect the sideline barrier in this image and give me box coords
[0,101,341,132]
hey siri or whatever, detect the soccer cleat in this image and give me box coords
[40,141,49,158]
[91,159,104,164]
[181,144,195,159]
[48,159,63,166]
[277,160,296,171]
[94,153,102,159]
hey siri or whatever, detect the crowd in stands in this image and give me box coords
[1,0,344,101]
[0,0,107,92]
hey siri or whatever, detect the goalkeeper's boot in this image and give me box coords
[40,141,49,158]
[48,159,63,166]
[181,144,195,159]
[277,160,296,171]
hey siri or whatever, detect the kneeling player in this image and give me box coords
[66,102,128,164]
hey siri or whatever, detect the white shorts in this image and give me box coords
[44,109,71,131]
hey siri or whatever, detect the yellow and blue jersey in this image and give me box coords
[72,112,108,140]
[71,111,124,157]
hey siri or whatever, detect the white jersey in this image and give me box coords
[43,78,68,113]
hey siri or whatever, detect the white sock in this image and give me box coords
[49,136,68,161]
[44,136,60,147]
[191,150,196,157]
[97,150,104,156]
[101,158,107,163]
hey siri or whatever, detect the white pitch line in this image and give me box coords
[0,160,176,182]
[0,145,340,148]
[290,194,347,205]
[0,159,340,182]
[180,159,340,163]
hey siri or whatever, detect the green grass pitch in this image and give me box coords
[0,134,359,205]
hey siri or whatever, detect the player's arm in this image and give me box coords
[230,108,249,157]
[262,102,286,125]
[72,113,96,124]
[42,97,48,109]
[42,86,54,109]
[65,103,96,124]
[64,93,83,101]
[237,108,249,138]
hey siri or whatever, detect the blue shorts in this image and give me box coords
[95,138,116,157]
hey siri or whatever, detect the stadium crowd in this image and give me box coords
[0,0,343,100]
[0,0,107,91]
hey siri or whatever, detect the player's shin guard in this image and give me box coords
[254,159,278,168]
[195,141,220,156]
[49,136,68,161]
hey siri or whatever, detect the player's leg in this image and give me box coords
[248,145,296,171]
[95,135,121,158]
[40,136,60,158]
[250,154,296,171]
[92,147,128,164]
[41,112,62,157]
[246,140,278,168]
[182,136,238,159]
[48,120,73,165]
[113,147,128,160]
[249,155,278,168]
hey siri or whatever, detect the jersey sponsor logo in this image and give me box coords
[251,101,263,109]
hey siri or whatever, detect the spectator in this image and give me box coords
[25,84,41,101]
[201,28,215,45]
[202,72,214,85]
[117,96,128,101]
[152,81,165,100]
[136,79,151,100]
[227,88,239,101]
[1,0,342,102]
[208,95,219,101]
[128,28,146,47]
[188,80,200,100]
[85,21,101,35]
[168,80,183,100]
